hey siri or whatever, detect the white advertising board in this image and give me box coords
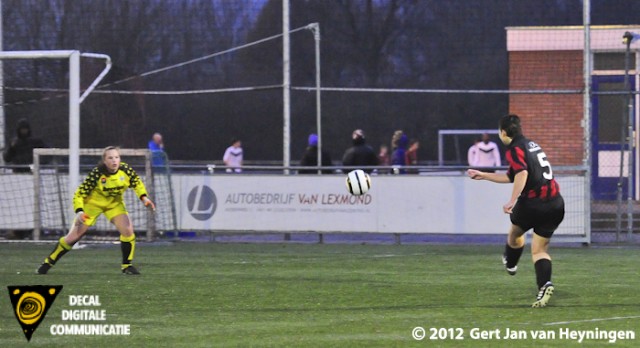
[1,173,586,236]
[173,174,585,235]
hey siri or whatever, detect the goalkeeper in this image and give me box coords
[37,146,155,275]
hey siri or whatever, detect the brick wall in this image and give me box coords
[509,50,584,166]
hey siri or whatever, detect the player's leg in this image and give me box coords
[531,233,554,308]
[503,200,532,276]
[105,201,140,275]
[532,233,552,286]
[502,224,526,275]
[37,217,92,274]
[111,213,139,275]
[530,195,563,307]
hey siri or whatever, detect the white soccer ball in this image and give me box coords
[346,169,371,196]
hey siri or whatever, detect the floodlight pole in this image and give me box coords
[308,23,322,174]
[622,32,637,238]
[582,0,592,244]
[282,0,291,174]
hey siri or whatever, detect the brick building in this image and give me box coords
[507,26,640,199]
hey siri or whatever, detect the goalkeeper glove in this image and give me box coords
[142,197,156,211]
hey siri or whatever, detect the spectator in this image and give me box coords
[405,138,420,174]
[391,130,404,152]
[378,144,390,166]
[300,133,333,174]
[468,138,481,167]
[475,133,502,171]
[223,138,243,173]
[391,132,408,174]
[148,132,166,168]
[3,118,47,173]
[342,129,378,173]
[377,144,391,174]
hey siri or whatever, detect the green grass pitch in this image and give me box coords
[1,242,639,347]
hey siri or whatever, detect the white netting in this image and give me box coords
[1,148,176,241]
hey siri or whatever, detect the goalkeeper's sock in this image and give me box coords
[44,237,73,265]
[120,234,136,269]
[504,243,524,269]
[534,258,552,289]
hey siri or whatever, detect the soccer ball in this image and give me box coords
[346,169,371,195]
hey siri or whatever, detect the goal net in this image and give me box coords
[27,149,176,241]
[437,129,501,166]
[0,148,176,241]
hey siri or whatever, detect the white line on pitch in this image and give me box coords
[544,315,640,326]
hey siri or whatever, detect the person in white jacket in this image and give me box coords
[473,133,501,170]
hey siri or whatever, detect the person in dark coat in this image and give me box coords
[3,118,47,173]
[342,129,378,173]
[299,134,333,174]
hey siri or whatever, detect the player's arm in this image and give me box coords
[122,163,155,211]
[467,169,510,183]
[72,167,101,213]
[503,170,528,214]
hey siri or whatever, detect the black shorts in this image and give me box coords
[510,195,565,238]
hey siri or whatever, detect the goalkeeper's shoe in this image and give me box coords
[501,254,517,276]
[36,262,52,275]
[532,281,554,308]
[122,265,140,275]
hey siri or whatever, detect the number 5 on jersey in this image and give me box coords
[537,152,553,180]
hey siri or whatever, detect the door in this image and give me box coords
[591,75,636,200]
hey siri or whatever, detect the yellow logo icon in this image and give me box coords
[7,285,63,341]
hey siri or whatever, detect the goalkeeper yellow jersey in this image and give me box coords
[73,162,148,213]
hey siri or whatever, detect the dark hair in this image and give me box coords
[499,114,522,138]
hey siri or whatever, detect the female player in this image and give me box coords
[468,114,564,307]
[37,146,155,275]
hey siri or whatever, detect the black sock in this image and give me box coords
[120,234,136,269]
[534,258,552,289]
[504,244,524,268]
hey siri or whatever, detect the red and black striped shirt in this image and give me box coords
[505,135,560,200]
